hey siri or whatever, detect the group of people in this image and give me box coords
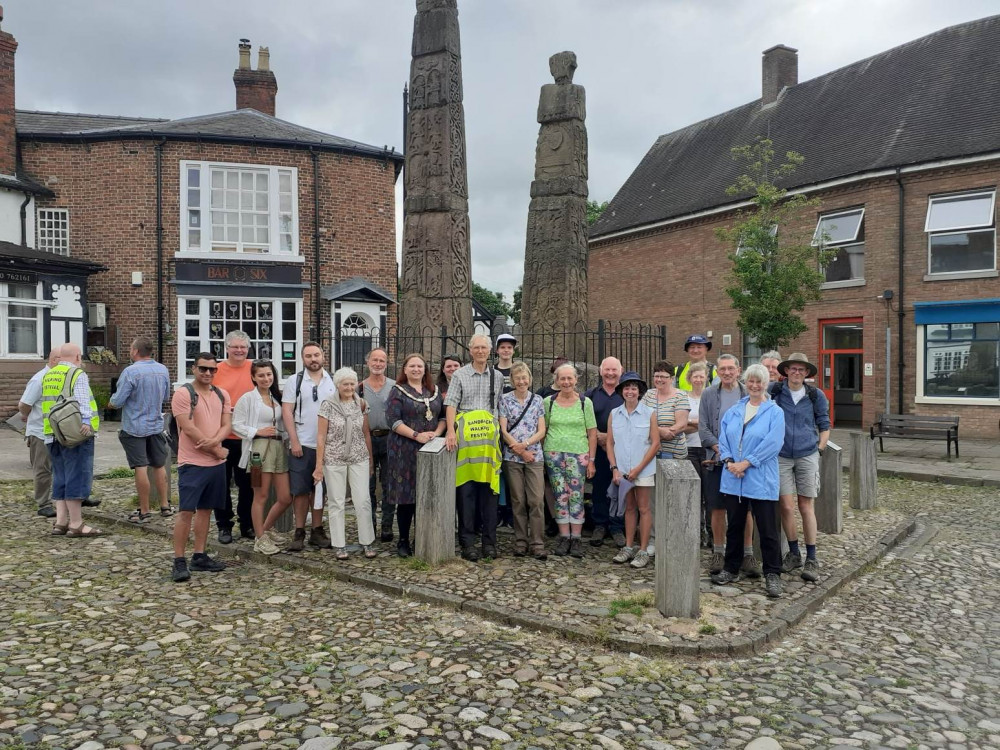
[19,329,830,597]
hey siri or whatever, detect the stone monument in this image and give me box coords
[399,0,474,336]
[520,51,589,337]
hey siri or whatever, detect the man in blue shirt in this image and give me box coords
[584,357,625,547]
[109,336,172,522]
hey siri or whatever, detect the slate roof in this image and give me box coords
[0,240,107,274]
[0,173,54,197]
[591,15,1000,239]
[321,276,395,303]
[16,109,402,162]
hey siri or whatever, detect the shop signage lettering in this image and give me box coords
[175,261,301,286]
[0,270,38,284]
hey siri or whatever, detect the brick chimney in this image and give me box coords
[762,44,797,105]
[233,39,277,116]
[0,6,18,176]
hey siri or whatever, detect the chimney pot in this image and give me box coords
[257,46,270,72]
[762,44,798,105]
[238,38,251,70]
[233,41,277,116]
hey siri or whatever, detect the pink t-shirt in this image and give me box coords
[171,386,232,467]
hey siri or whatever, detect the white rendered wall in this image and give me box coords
[0,190,31,246]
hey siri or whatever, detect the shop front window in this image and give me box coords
[1,283,43,357]
[923,322,999,399]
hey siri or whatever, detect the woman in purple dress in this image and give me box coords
[385,353,446,557]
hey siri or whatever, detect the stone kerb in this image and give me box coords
[849,432,878,510]
[655,458,700,619]
[415,438,456,564]
[816,440,843,534]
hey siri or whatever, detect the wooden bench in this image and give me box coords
[870,413,960,459]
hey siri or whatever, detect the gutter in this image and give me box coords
[18,193,30,246]
[310,148,322,339]
[155,137,166,362]
[895,168,905,414]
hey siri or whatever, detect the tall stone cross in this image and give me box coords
[520,51,589,336]
[398,0,474,337]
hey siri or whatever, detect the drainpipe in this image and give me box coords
[155,138,166,361]
[895,168,905,414]
[311,148,321,339]
[19,194,30,246]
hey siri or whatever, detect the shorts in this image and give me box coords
[779,452,820,498]
[251,437,289,474]
[633,475,655,487]
[288,446,318,496]
[177,463,227,512]
[702,457,726,511]
[119,431,169,469]
[49,439,95,500]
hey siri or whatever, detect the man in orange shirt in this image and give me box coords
[213,330,255,544]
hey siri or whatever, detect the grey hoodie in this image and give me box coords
[698,380,747,452]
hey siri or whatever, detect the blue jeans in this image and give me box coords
[590,448,624,533]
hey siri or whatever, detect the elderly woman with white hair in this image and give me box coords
[313,367,376,559]
[711,363,786,598]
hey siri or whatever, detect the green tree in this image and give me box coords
[472,282,511,320]
[716,137,831,352]
[510,285,522,324]
[586,199,609,225]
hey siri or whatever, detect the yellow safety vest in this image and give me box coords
[454,410,501,493]
[41,364,100,435]
[675,361,716,391]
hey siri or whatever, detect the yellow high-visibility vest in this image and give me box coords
[41,364,100,435]
[675,361,716,391]
[454,410,501,493]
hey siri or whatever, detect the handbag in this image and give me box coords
[249,399,276,488]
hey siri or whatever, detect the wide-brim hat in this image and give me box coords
[684,334,712,351]
[777,352,818,379]
[615,370,648,397]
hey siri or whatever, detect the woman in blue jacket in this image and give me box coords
[711,364,786,598]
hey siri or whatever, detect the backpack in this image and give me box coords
[768,380,819,405]
[167,383,226,454]
[49,367,88,447]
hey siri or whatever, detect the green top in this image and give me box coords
[542,395,597,455]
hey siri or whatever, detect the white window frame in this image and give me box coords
[36,208,70,256]
[177,160,300,262]
[915,323,1000,406]
[175,295,302,384]
[815,207,866,289]
[924,189,997,277]
[0,282,48,358]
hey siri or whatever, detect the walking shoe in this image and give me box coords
[701,527,712,549]
[709,551,725,575]
[765,573,783,598]
[253,535,279,556]
[513,546,527,557]
[630,549,651,569]
[801,558,820,582]
[461,546,480,562]
[287,528,306,552]
[397,539,412,558]
[532,549,548,561]
[309,525,333,549]
[37,506,56,518]
[160,505,175,517]
[380,528,394,543]
[482,545,498,560]
[82,498,101,507]
[554,536,572,557]
[740,554,763,579]
[569,538,584,558]
[646,543,656,558]
[190,553,226,572]
[218,529,233,544]
[711,569,739,585]
[612,531,627,548]
[612,546,636,564]
[590,526,608,547]
[781,551,803,573]
[241,528,256,541]
[171,558,190,583]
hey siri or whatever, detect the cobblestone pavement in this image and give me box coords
[0,478,997,750]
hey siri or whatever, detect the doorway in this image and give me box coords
[819,318,863,426]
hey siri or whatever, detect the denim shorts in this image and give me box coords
[178,463,227,512]
[48,439,95,500]
[288,446,318,496]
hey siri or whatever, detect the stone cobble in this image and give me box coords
[0,477,996,749]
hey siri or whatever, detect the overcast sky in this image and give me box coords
[8,0,998,301]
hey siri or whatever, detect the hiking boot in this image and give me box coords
[380,528,394,543]
[569,538,584,558]
[630,549,651,569]
[590,526,608,547]
[711,569,739,585]
[740,553,763,579]
[287,528,306,552]
[82,498,101,507]
[482,545,498,560]
[190,553,226,572]
[310,525,333,549]
[241,528,256,541]
[532,549,548,561]
[554,536,572,556]
[171,558,190,582]
[461,546,480,562]
[612,531,627,548]
[781,551,803,573]
[397,539,412,558]
[253,535,279,556]
[218,529,233,545]
[612,546,636,564]
[37,506,56,518]
[709,551,725,575]
[765,573,783,598]
[802,557,820,582]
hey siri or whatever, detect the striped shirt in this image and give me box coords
[443,364,504,417]
[642,389,691,458]
[109,358,171,436]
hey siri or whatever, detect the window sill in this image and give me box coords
[923,269,998,282]
[175,252,304,264]
[821,278,866,290]
[915,395,1000,406]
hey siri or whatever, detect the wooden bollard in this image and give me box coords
[816,441,843,534]
[415,438,456,565]
[849,432,878,510]
[655,459,700,619]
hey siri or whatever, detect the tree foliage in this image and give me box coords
[716,138,831,352]
[586,200,609,226]
[472,282,512,320]
[510,285,522,324]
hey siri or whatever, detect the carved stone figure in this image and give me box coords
[520,51,589,337]
[399,0,473,335]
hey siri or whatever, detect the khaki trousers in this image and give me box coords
[503,459,545,553]
[27,435,52,509]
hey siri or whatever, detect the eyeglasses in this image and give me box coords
[787,366,808,374]
[195,365,218,374]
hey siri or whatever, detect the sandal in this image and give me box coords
[335,548,349,560]
[51,524,69,536]
[66,524,108,538]
[159,505,175,517]
[363,545,377,559]
[128,510,153,524]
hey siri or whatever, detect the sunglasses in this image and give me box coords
[195,365,218,374]
[312,384,319,402]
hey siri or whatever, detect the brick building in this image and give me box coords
[0,19,401,412]
[589,16,1000,437]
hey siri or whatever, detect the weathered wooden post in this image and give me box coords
[816,441,843,533]
[656,459,700,619]
[415,438,456,564]
[849,432,878,510]
[151,414,174,509]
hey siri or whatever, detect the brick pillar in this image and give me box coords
[0,7,18,176]
[233,39,277,116]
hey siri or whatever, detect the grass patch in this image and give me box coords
[697,621,718,635]
[895,677,912,688]
[102,466,135,479]
[608,592,655,618]
[404,557,432,572]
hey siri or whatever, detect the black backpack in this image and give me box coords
[768,380,819,405]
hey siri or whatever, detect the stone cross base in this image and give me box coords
[415,439,456,565]
[849,432,878,510]
[655,459,700,619]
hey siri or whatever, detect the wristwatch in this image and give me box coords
[610,465,618,471]
[723,458,734,465]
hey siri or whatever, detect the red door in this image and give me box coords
[819,318,864,426]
